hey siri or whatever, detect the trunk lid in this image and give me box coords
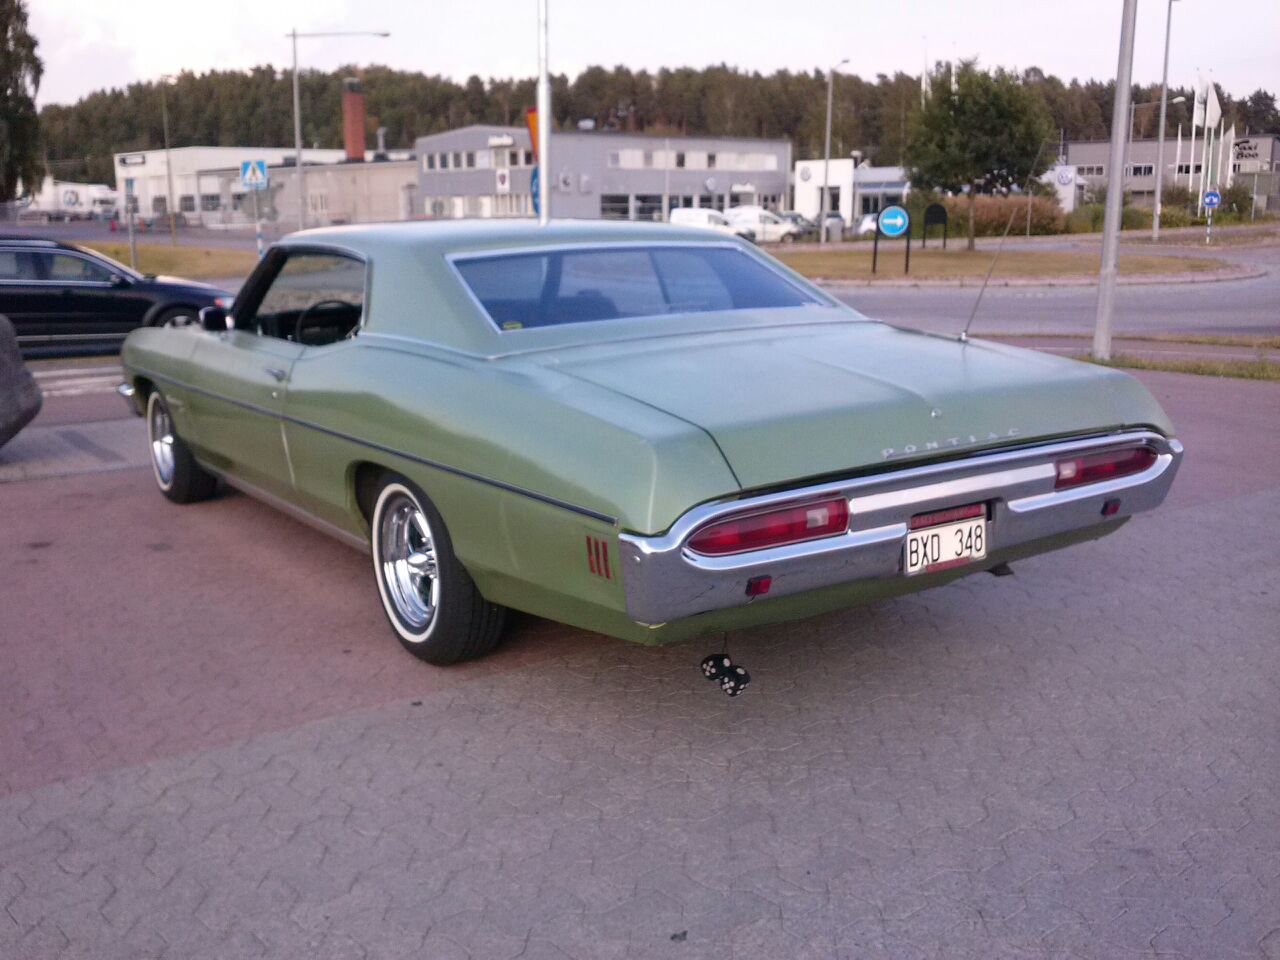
[539,320,1173,491]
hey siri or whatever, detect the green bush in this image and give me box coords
[1121,206,1153,230]
[1158,205,1193,228]
[1065,204,1105,233]
[1160,184,1195,212]
[941,194,1066,237]
[1222,183,1254,216]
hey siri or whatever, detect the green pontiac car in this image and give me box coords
[118,220,1182,665]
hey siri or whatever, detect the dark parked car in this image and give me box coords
[778,211,817,240]
[0,238,232,355]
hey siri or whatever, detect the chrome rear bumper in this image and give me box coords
[618,431,1182,626]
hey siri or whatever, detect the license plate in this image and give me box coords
[904,518,987,576]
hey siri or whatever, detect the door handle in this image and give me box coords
[265,367,289,382]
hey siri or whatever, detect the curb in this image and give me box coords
[814,266,1265,289]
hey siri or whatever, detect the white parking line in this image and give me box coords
[31,367,120,379]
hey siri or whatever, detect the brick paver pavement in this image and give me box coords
[1,370,1277,959]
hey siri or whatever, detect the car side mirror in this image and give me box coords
[199,306,229,332]
[110,274,131,288]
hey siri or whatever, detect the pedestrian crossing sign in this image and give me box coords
[240,160,269,191]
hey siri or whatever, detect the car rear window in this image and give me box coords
[452,245,818,330]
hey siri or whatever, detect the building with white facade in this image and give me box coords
[414,125,791,221]
[792,159,909,222]
[111,146,418,229]
[113,147,347,222]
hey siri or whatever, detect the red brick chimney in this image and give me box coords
[342,77,366,162]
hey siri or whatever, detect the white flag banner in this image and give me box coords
[1223,124,1236,188]
[1174,126,1183,187]
[1204,83,1222,129]
[1192,75,1208,129]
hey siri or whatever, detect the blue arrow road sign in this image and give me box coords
[531,166,540,216]
[1202,190,1221,209]
[240,160,269,191]
[877,204,910,238]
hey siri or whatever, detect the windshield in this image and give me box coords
[453,244,821,330]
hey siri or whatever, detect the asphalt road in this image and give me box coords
[834,241,1280,339]
[1,367,1277,959]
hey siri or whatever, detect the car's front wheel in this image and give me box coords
[147,390,217,503]
[370,475,505,665]
[152,307,199,328]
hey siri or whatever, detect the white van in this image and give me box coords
[668,207,755,241]
[725,206,802,243]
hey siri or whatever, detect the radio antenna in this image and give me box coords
[961,140,1054,343]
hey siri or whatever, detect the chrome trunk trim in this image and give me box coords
[618,431,1182,626]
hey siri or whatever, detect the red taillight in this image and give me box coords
[688,497,850,556]
[1054,445,1157,490]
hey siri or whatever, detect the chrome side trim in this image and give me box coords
[618,431,1182,626]
[212,470,370,554]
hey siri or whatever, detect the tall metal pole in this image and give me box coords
[161,80,177,245]
[1093,0,1139,362]
[125,185,138,269]
[536,0,551,225]
[1152,0,1177,241]
[819,67,835,246]
[292,29,305,231]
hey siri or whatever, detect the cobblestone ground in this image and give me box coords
[2,371,1278,959]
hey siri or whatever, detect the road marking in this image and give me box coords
[0,418,146,483]
[57,429,127,464]
[31,365,121,379]
[30,365,125,398]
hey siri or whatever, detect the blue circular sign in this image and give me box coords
[1203,190,1221,209]
[877,204,910,238]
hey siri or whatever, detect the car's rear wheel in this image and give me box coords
[147,390,217,503]
[370,475,505,665]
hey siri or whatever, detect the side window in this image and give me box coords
[251,252,365,345]
[0,251,39,280]
[43,253,114,283]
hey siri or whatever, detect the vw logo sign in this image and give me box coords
[1056,167,1075,186]
[62,189,80,207]
[799,167,812,182]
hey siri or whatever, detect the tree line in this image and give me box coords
[31,61,1280,187]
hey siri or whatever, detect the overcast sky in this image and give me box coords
[30,0,1277,108]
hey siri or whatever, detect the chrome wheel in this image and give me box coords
[375,485,440,638]
[147,393,176,490]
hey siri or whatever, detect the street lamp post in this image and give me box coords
[1152,0,1179,242]
[536,0,551,225]
[1093,0,1139,363]
[159,76,177,245]
[819,58,850,246]
[288,28,390,232]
